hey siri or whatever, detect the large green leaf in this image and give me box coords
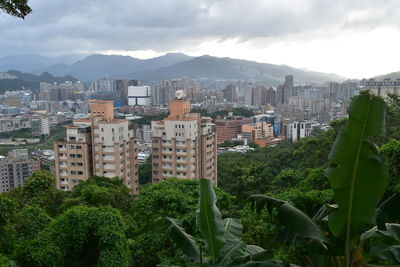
[165,217,202,262]
[218,218,266,266]
[361,223,400,242]
[375,193,400,230]
[326,93,388,238]
[249,195,327,244]
[228,250,290,267]
[196,178,226,262]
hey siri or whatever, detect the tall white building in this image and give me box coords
[128,86,151,106]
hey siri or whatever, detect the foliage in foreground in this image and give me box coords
[167,179,297,266]
[249,92,400,266]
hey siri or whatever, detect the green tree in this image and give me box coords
[0,0,31,18]
[167,179,288,266]
[58,176,136,214]
[128,178,235,266]
[250,92,393,266]
[18,206,130,267]
[138,157,152,185]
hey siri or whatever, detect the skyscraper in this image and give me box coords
[223,84,237,102]
[284,75,294,96]
[151,91,217,185]
[54,100,139,193]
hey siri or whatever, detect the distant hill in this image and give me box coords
[0,70,78,93]
[0,53,84,73]
[43,53,193,81]
[128,55,346,84]
[0,52,345,83]
[373,71,400,80]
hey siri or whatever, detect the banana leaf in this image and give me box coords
[165,217,202,262]
[196,178,226,262]
[326,93,388,238]
[249,194,327,244]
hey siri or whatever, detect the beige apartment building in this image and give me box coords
[54,100,139,193]
[151,91,217,185]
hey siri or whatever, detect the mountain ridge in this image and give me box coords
[0,53,347,83]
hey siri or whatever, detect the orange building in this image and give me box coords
[241,121,273,143]
[215,116,253,144]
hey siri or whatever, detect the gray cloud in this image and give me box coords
[0,0,399,56]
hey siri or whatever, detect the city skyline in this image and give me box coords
[1,0,400,78]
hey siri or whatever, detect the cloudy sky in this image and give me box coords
[1,0,400,78]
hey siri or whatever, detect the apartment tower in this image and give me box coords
[54,100,139,193]
[151,91,217,185]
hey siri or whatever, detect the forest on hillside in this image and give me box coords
[0,93,399,266]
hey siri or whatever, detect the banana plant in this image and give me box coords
[166,179,299,266]
[250,92,392,266]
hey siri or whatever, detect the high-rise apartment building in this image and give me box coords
[0,149,40,193]
[265,87,276,106]
[54,100,139,193]
[151,91,217,185]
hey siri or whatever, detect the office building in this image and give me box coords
[54,100,139,193]
[0,149,40,193]
[215,116,253,144]
[284,75,295,96]
[115,79,138,106]
[128,86,151,106]
[151,91,217,185]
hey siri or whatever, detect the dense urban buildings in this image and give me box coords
[54,100,139,193]
[151,90,217,185]
[0,149,40,193]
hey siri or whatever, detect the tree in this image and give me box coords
[4,171,58,214]
[166,179,292,266]
[128,178,235,266]
[250,92,395,266]
[18,206,130,267]
[58,176,136,215]
[0,0,31,19]
[138,157,152,185]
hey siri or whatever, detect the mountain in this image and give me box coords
[0,53,84,73]
[0,70,78,93]
[1,53,345,83]
[43,53,193,81]
[373,71,400,80]
[128,55,346,84]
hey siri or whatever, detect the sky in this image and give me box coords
[1,0,400,78]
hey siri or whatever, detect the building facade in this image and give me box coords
[54,100,139,193]
[215,116,253,144]
[151,92,217,185]
[241,121,273,143]
[0,149,40,193]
